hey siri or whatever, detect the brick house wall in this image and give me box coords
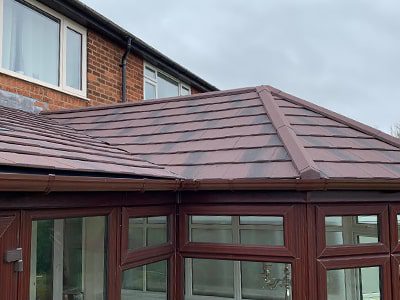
[0,29,144,111]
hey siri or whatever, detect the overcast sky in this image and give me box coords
[82,0,400,134]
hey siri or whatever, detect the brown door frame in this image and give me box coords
[0,210,21,300]
[18,207,120,300]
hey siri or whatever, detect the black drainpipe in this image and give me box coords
[120,37,132,102]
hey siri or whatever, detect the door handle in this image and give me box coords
[4,248,23,272]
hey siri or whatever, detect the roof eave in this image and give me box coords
[35,0,218,93]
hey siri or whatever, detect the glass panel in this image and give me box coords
[185,259,293,299]
[121,260,167,300]
[191,259,234,298]
[397,214,400,241]
[242,262,292,299]
[325,215,379,246]
[3,0,60,86]
[145,66,156,80]
[66,28,82,90]
[30,216,107,300]
[145,81,156,100]
[128,215,168,251]
[158,72,179,98]
[190,215,284,246]
[327,266,381,300]
[240,216,284,246]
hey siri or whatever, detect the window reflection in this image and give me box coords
[190,215,284,246]
[325,215,379,246]
[128,216,168,251]
[185,258,292,300]
[327,266,381,300]
[122,260,168,300]
[30,216,107,300]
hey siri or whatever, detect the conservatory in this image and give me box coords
[1,86,400,300]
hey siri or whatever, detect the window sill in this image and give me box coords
[0,68,90,102]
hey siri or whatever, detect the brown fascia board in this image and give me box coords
[268,86,400,149]
[1,173,400,192]
[256,86,322,180]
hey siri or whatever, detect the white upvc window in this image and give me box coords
[0,0,87,98]
[144,63,191,100]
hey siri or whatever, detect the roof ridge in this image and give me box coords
[256,86,322,179]
[267,85,400,150]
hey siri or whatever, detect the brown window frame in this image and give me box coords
[179,204,297,257]
[120,205,176,300]
[390,204,400,253]
[121,206,175,265]
[316,204,390,258]
[317,255,392,300]
[20,207,119,300]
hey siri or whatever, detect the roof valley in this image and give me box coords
[256,86,322,179]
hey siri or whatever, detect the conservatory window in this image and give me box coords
[1,0,87,96]
[30,216,107,300]
[144,63,191,99]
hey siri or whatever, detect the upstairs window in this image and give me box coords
[144,63,191,100]
[0,0,87,97]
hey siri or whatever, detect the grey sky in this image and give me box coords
[82,0,400,133]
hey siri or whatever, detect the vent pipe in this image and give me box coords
[120,37,132,102]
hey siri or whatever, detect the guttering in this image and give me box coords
[1,173,400,192]
[121,37,132,103]
[0,173,180,192]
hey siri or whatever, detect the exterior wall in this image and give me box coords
[0,30,144,111]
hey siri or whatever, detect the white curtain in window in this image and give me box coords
[2,0,60,86]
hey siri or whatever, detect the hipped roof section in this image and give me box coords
[0,105,177,179]
[47,86,400,181]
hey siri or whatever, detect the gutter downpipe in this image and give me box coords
[120,37,132,102]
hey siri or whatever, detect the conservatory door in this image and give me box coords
[0,211,21,300]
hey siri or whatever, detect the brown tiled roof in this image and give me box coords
[47,86,400,181]
[0,105,177,179]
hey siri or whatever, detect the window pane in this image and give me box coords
[190,259,234,298]
[242,262,292,299]
[145,66,156,80]
[325,215,379,246]
[397,214,400,241]
[240,216,284,246]
[145,81,156,100]
[327,266,381,300]
[3,0,60,86]
[30,216,107,300]
[190,215,284,246]
[66,28,82,90]
[128,216,168,251]
[122,260,167,300]
[185,259,293,299]
[158,73,179,98]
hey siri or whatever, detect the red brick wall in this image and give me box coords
[87,30,143,106]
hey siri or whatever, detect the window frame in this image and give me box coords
[389,204,400,253]
[21,207,118,300]
[316,204,390,258]
[317,255,392,300]
[0,0,87,98]
[144,62,191,100]
[179,204,297,257]
[121,206,175,265]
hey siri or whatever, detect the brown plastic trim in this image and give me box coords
[268,85,400,149]
[256,86,321,179]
